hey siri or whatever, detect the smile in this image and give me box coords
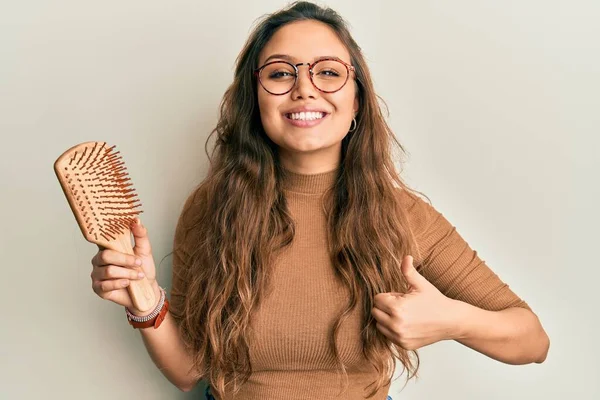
[286,111,326,120]
[284,112,329,128]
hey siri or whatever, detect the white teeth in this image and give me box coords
[288,111,325,121]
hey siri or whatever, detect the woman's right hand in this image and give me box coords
[90,218,160,315]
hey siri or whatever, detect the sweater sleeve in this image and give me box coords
[399,189,531,312]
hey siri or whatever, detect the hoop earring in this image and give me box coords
[348,117,357,132]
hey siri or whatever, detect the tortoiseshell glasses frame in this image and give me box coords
[253,57,356,95]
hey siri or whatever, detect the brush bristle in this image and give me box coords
[58,142,143,242]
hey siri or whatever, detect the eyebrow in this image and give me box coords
[262,53,345,64]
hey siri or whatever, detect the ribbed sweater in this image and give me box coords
[170,167,530,399]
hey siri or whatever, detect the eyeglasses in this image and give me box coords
[254,57,356,95]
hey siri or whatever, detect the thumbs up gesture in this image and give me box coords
[371,256,460,350]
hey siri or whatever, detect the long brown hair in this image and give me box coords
[174,1,426,398]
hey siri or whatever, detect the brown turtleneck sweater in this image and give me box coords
[170,168,530,399]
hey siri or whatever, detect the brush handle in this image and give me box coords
[104,232,157,312]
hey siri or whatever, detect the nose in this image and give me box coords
[291,63,318,100]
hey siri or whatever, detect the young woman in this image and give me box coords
[89,2,549,399]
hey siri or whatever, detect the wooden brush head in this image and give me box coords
[53,141,143,250]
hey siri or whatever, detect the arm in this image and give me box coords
[450,299,549,364]
[399,190,549,364]
[372,256,549,365]
[137,193,204,392]
[138,283,203,391]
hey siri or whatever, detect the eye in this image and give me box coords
[316,69,340,77]
[268,71,294,79]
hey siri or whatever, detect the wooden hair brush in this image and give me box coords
[54,141,156,312]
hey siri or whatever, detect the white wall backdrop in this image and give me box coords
[1,0,598,399]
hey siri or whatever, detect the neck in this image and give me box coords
[281,165,340,195]
[277,145,341,175]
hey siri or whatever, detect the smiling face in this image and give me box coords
[257,20,359,174]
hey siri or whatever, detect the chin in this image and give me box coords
[286,138,340,154]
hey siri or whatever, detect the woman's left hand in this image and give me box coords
[371,255,460,350]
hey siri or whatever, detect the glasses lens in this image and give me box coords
[259,62,296,94]
[312,59,349,92]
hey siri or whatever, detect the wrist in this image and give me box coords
[125,286,169,330]
[130,281,162,317]
[446,299,473,341]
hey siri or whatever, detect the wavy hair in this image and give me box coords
[174,1,426,398]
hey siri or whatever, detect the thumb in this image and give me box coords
[130,217,152,257]
[400,255,428,291]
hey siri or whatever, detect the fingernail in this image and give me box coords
[122,281,129,287]
[138,272,145,279]
[135,258,142,266]
[135,218,141,226]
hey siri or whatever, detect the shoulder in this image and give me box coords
[177,184,208,228]
[394,187,445,238]
[173,185,207,252]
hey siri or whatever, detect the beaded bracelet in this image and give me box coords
[125,287,169,329]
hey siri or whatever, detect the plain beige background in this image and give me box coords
[1,0,598,399]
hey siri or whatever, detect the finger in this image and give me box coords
[388,292,404,298]
[375,321,396,343]
[401,255,428,291]
[131,218,152,257]
[373,293,398,316]
[371,307,394,324]
[92,249,142,269]
[92,278,131,295]
[93,265,145,281]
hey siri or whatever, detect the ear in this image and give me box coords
[353,96,359,115]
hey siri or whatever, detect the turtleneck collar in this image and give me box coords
[281,166,339,194]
